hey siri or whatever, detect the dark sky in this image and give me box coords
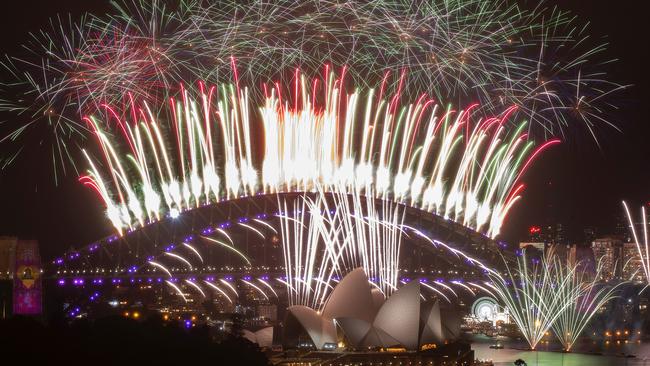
[0,1,648,261]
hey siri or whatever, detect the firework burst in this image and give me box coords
[483,250,577,350]
[0,0,624,175]
[78,70,556,238]
[550,251,623,351]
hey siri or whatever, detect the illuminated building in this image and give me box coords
[527,223,566,246]
[528,226,542,242]
[584,227,598,243]
[623,242,647,282]
[284,268,461,351]
[0,238,42,316]
[257,304,277,322]
[591,237,623,281]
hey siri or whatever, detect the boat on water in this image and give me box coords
[489,342,504,349]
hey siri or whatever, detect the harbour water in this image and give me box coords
[470,334,650,366]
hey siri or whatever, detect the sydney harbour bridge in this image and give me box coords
[48,191,505,321]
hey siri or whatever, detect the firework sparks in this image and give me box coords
[485,250,576,350]
[622,201,650,288]
[550,250,624,351]
[0,0,624,175]
[204,280,233,304]
[79,71,556,238]
[277,183,405,307]
[165,280,188,302]
[277,181,495,308]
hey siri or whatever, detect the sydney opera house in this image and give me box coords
[284,268,461,350]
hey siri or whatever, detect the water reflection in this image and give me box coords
[469,334,650,366]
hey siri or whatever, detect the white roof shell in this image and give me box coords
[284,268,460,350]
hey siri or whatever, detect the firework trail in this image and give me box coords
[277,183,405,308]
[484,249,577,350]
[277,191,328,308]
[65,173,496,307]
[277,181,495,308]
[79,70,557,238]
[550,251,624,351]
[622,201,650,290]
[0,0,624,175]
[0,5,190,176]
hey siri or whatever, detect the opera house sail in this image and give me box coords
[284,268,461,350]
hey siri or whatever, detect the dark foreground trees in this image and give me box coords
[0,315,269,366]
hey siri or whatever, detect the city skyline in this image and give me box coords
[0,1,648,365]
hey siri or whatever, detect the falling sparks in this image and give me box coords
[0,0,623,177]
[81,70,557,238]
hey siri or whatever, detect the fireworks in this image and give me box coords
[0,0,624,174]
[277,182,494,308]
[80,70,557,238]
[550,252,624,351]
[483,250,576,350]
[278,183,405,307]
[622,201,650,288]
[485,249,624,351]
[2,4,634,345]
[134,183,489,307]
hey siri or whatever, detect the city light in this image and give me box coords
[0,0,639,365]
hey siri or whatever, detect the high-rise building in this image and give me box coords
[623,242,647,283]
[527,223,567,245]
[528,226,543,242]
[551,223,567,245]
[583,227,597,243]
[547,243,577,264]
[257,304,277,322]
[615,213,632,241]
[591,237,623,281]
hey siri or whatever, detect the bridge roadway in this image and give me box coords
[51,268,488,285]
[50,192,503,275]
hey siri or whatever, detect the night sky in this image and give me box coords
[0,1,648,261]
